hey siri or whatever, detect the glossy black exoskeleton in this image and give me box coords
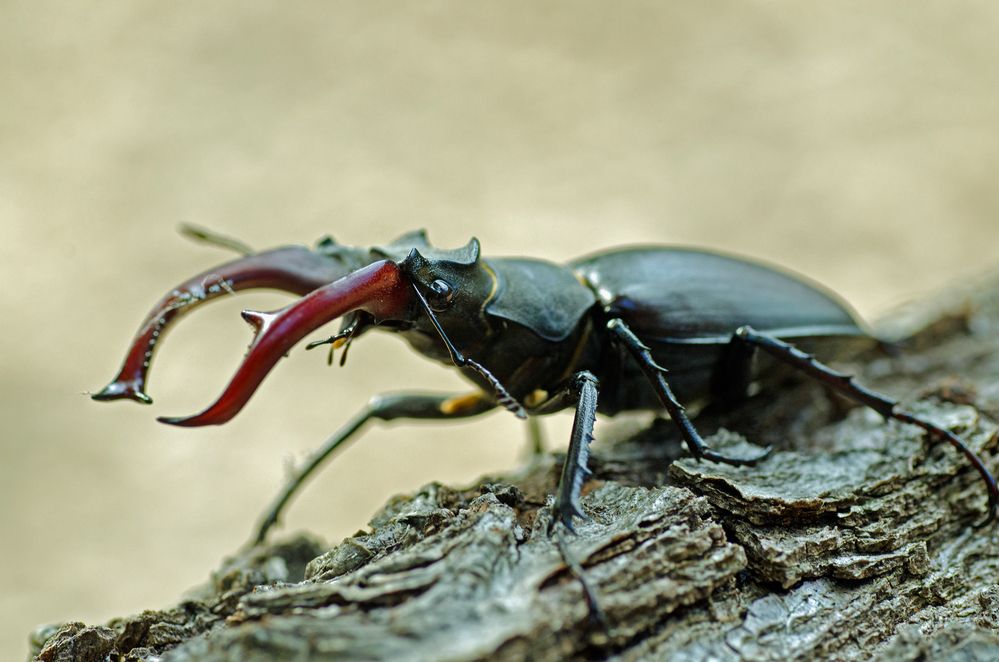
[94,229,998,553]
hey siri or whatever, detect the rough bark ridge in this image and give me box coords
[32,276,999,661]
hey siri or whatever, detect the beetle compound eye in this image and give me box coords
[427,279,455,311]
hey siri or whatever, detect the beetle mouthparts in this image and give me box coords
[91,379,153,405]
[157,260,411,427]
[92,246,360,408]
[156,413,204,427]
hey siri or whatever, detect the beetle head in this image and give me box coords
[305,235,496,364]
[94,230,515,427]
[154,258,414,427]
[91,237,375,406]
[390,238,496,362]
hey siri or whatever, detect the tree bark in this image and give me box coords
[32,277,999,661]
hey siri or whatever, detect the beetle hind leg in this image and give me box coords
[734,325,999,527]
[607,319,772,467]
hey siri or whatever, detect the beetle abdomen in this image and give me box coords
[573,247,871,413]
[572,247,865,342]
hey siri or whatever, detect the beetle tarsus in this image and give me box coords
[554,522,609,631]
[893,410,999,528]
[697,444,774,467]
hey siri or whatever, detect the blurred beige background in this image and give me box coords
[4,1,999,657]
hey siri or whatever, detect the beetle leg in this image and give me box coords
[537,371,606,626]
[733,326,999,526]
[253,392,495,544]
[179,223,254,255]
[543,372,600,533]
[527,417,546,457]
[554,521,607,629]
[607,319,772,466]
[711,335,756,404]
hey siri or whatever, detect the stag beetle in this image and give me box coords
[94,229,998,550]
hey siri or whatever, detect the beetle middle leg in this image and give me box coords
[253,392,495,544]
[733,325,999,526]
[607,319,772,466]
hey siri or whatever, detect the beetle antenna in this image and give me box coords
[410,283,526,418]
[463,359,527,419]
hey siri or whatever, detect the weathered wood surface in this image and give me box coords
[32,276,999,661]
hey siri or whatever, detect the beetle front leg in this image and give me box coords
[253,391,495,544]
[607,318,772,467]
[537,371,600,533]
[531,371,606,625]
[733,325,999,526]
